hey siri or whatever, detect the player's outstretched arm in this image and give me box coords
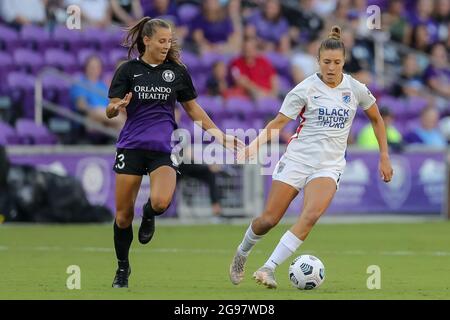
[238,112,291,161]
[364,103,394,183]
[180,99,245,153]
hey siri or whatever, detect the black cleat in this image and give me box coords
[138,202,155,244]
[112,267,131,288]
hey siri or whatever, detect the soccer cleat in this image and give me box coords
[253,266,278,289]
[112,267,131,288]
[138,202,155,244]
[229,249,247,285]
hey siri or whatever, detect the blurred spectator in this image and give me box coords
[70,55,125,131]
[423,43,450,99]
[144,0,178,23]
[143,0,188,45]
[0,0,46,28]
[409,23,432,52]
[324,0,351,31]
[111,0,143,26]
[290,38,320,84]
[65,0,112,28]
[205,61,231,98]
[190,0,240,55]
[391,53,425,98]
[341,29,373,85]
[46,0,68,27]
[405,106,447,147]
[434,0,450,43]
[382,0,412,44]
[229,36,279,99]
[283,0,324,45]
[311,0,337,18]
[357,107,403,150]
[408,0,439,44]
[245,0,290,53]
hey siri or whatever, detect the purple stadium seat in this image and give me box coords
[177,4,200,25]
[200,52,224,70]
[255,97,282,117]
[77,49,109,69]
[405,97,428,119]
[15,119,58,145]
[42,73,72,108]
[378,95,406,119]
[196,95,225,119]
[0,121,22,145]
[0,24,20,52]
[13,49,44,73]
[350,118,367,141]
[109,48,128,67]
[278,75,293,95]
[52,25,83,51]
[7,72,36,118]
[181,51,202,73]
[20,25,53,51]
[0,52,13,89]
[264,51,291,77]
[44,49,78,73]
[81,27,113,50]
[191,73,207,94]
[224,97,256,117]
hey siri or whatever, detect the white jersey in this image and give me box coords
[279,73,376,171]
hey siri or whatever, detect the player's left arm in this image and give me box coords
[364,103,394,183]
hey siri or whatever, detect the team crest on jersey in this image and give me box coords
[342,92,351,104]
[162,70,175,82]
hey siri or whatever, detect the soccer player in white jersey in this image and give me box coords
[229,26,394,289]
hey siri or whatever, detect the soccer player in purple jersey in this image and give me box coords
[106,17,243,288]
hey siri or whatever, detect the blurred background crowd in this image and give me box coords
[0,0,449,150]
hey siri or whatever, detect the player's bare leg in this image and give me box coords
[290,177,337,241]
[230,181,298,285]
[254,177,336,289]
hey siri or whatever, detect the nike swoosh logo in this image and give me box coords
[313,95,321,99]
[133,74,143,78]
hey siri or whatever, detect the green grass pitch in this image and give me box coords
[1,221,449,299]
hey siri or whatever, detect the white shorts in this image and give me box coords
[272,156,343,191]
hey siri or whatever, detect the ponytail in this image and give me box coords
[123,17,182,65]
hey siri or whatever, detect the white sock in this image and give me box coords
[237,223,263,256]
[264,230,303,270]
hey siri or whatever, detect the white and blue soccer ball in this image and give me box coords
[289,255,325,290]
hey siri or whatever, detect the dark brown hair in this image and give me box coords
[318,25,346,58]
[123,17,182,65]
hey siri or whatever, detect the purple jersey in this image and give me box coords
[108,58,197,153]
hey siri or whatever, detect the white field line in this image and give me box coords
[1,246,450,257]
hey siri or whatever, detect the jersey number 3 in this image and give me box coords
[115,153,125,170]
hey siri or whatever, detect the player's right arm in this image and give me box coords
[106,93,132,119]
[238,112,291,161]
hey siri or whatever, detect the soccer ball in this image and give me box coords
[289,255,325,290]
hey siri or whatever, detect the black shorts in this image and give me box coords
[113,148,179,176]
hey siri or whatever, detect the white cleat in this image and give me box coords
[229,249,247,285]
[253,266,278,289]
